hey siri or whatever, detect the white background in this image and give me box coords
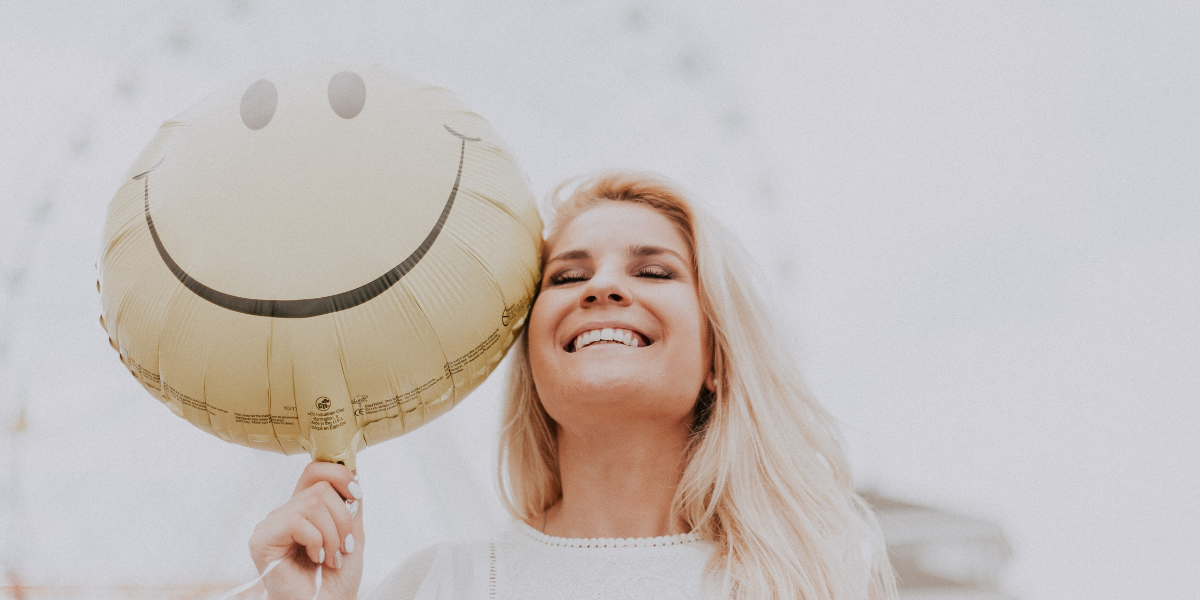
[1,2,1197,599]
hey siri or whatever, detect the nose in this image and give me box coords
[580,270,632,307]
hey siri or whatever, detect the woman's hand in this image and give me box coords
[249,461,365,600]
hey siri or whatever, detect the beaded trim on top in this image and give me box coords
[514,520,703,548]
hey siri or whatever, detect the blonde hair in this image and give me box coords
[498,173,898,600]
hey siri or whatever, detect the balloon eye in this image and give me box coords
[328,71,366,119]
[240,79,278,131]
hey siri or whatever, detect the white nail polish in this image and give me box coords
[348,481,363,500]
[344,533,355,553]
[318,548,325,564]
[335,551,343,569]
[348,500,360,518]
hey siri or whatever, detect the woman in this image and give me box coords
[249,173,898,599]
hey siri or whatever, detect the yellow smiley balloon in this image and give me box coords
[98,64,542,470]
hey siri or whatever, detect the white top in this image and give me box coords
[363,520,717,600]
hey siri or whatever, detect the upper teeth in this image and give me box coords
[573,328,641,351]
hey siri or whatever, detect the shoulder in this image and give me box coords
[361,540,491,600]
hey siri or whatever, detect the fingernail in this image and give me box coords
[335,551,343,569]
[348,481,363,500]
[348,500,360,518]
[344,534,355,553]
[318,548,325,563]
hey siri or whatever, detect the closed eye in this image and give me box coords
[548,269,590,286]
[637,265,674,279]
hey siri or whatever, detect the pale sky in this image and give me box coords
[1,2,1197,599]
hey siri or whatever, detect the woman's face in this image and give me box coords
[528,201,711,430]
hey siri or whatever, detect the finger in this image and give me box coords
[313,483,356,563]
[351,496,364,544]
[293,461,361,502]
[250,505,320,570]
[287,512,327,565]
[296,480,356,529]
[296,492,344,568]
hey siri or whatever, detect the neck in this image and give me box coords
[540,417,692,539]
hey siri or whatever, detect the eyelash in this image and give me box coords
[547,265,674,286]
[638,265,673,279]
[548,270,587,285]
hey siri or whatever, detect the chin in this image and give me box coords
[545,368,646,404]
[540,371,696,427]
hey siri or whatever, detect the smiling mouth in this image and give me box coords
[567,328,651,352]
[136,125,479,318]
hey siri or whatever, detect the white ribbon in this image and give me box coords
[218,558,324,600]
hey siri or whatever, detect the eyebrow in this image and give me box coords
[545,245,687,265]
[628,245,686,262]
[546,249,590,264]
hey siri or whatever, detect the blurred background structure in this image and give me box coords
[2,1,1198,599]
[865,492,1012,599]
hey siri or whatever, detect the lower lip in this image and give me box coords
[575,341,641,351]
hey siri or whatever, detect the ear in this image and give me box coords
[705,372,716,392]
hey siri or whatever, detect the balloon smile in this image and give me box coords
[137,125,480,319]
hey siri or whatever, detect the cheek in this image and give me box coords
[679,298,713,380]
[527,294,556,350]
[526,297,559,387]
[672,293,708,347]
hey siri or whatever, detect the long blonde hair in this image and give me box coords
[498,173,898,599]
